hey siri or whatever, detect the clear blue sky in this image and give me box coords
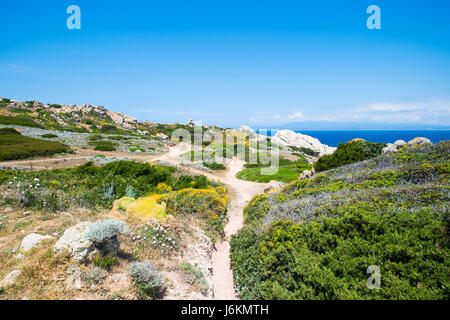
[1,0,449,128]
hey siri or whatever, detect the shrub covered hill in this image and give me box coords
[0,96,221,137]
[231,141,450,300]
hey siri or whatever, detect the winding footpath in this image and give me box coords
[210,160,265,299]
[151,143,266,299]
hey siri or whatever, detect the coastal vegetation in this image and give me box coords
[236,156,312,183]
[315,139,386,172]
[231,141,450,300]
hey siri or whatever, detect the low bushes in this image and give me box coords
[231,142,450,300]
[41,133,58,139]
[89,140,118,151]
[315,140,386,172]
[151,186,228,237]
[202,161,226,170]
[0,160,221,212]
[0,128,71,161]
[128,261,165,299]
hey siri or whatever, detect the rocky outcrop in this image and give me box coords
[20,233,53,252]
[407,137,432,146]
[382,137,432,154]
[271,130,336,156]
[239,126,254,134]
[3,98,139,131]
[264,180,285,192]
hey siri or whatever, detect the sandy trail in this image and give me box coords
[148,143,267,299]
[210,158,266,299]
[0,143,266,299]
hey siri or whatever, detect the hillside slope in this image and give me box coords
[231,141,450,299]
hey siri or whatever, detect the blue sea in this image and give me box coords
[257,130,450,148]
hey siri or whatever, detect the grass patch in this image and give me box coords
[237,157,312,183]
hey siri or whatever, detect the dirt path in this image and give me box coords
[145,143,267,299]
[210,159,266,299]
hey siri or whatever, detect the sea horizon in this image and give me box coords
[254,129,450,148]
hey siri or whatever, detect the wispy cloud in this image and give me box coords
[0,64,29,73]
[136,109,215,116]
[249,97,450,127]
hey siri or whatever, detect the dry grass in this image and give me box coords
[0,204,212,300]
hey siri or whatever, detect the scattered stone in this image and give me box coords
[20,233,53,252]
[109,273,127,283]
[156,132,168,140]
[299,169,313,180]
[66,266,82,290]
[0,270,21,288]
[239,125,254,134]
[16,253,24,260]
[54,222,94,261]
[264,180,285,192]
[382,143,399,154]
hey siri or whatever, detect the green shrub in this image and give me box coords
[231,142,450,300]
[93,254,118,270]
[0,128,21,135]
[0,160,218,211]
[315,140,386,172]
[289,145,320,157]
[178,262,209,293]
[202,161,226,170]
[89,140,118,151]
[41,133,58,138]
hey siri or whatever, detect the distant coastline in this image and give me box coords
[255,129,450,147]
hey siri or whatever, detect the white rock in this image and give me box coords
[20,233,53,252]
[299,169,313,180]
[271,130,336,156]
[0,270,21,288]
[156,132,168,140]
[394,140,406,147]
[407,137,432,146]
[382,143,399,154]
[54,222,94,261]
[264,180,285,192]
[239,125,254,134]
